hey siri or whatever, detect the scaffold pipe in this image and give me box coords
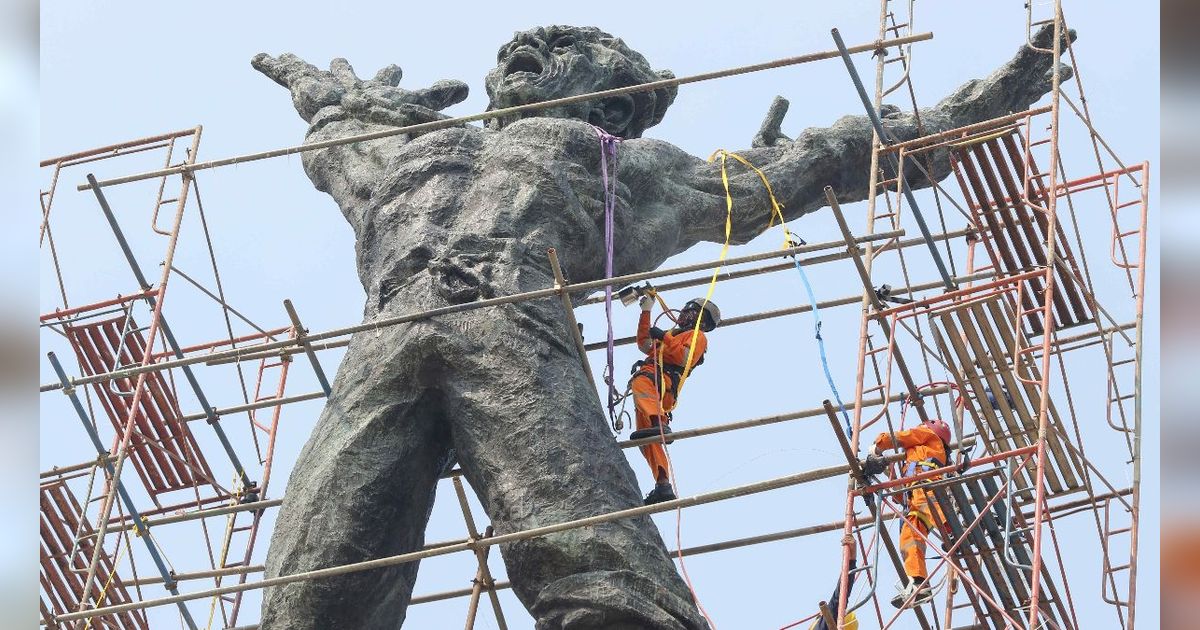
[53,462,872,622]
[39,226,917,392]
[75,33,933,192]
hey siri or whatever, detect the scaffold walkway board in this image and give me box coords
[927,470,1071,630]
[929,292,1084,497]
[950,130,1093,336]
[64,315,216,501]
[40,479,149,630]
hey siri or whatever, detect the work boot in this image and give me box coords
[629,420,674,443]
[643,482,677,505]
[890,579,933,609]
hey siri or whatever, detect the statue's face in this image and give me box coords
[484,26,676,138]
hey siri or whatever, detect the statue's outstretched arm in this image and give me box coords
[662,25,1075,253]
[251,53,468,224]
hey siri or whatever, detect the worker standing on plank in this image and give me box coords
[627,293,720,505]
[871,418,953,608]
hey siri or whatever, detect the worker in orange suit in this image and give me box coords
[871,417,952,609]
[627,294,721,505]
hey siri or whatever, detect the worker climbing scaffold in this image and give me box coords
[868,418,954,609]
[626,290,721,504]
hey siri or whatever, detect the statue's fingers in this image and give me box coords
[1029,23,1078,51]
[1058,62,1075,84]
[1037,62,1075,93]
[329,58,361,88]
[277,53,323,75]
[251,53,291,86]
[752,95,790,148]
[257,52,327,86]
[410,79,470,111]
[372,64,403,87]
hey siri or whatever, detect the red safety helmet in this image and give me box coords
[924,418,952,445]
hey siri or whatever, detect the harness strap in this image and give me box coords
[630,360,695,400]
[903,457,946,478]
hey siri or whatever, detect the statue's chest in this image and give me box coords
[375,122,635,246]
[470,127,629,225]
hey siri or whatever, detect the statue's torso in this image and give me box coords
[353,117,678,314]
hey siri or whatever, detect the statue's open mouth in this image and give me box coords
[503,49,545,81]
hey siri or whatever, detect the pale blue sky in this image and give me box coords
[39,2,1158,628]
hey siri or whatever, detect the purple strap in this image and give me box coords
[592,126,622,427]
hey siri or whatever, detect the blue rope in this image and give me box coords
[789,248,853,436]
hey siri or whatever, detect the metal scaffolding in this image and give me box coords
[38,3,1148,628]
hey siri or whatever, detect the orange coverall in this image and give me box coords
[873,425,948,580]
[631,311,707,482]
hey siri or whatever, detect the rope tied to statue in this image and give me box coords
[592,126,624,431]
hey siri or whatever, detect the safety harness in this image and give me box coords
[900,454,948,531]
[630,337,705,402]
[902,456,946,479]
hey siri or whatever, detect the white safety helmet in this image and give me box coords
[682,298,721,332]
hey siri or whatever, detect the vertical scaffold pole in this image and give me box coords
[838,4,897,624]
[1025,4,1065,627]
[1125,162,1149,630]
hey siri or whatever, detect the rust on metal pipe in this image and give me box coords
[881,106,1051,154]
[39,289,158,322]
[40,127,199,167]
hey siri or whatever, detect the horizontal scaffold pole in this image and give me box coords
[74,33,933,192]
[39,227,911,393]
[211,514,898,614]
[579,227,972,307]
[133,467,1121,592]
[70,439,977,625]
[586,269,992,352]
[84,389,946,535]
[53,462,871,622]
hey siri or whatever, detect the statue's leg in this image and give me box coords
[260,329,452,629]
[444,313,709,630]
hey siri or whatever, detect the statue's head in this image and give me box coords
[484,26,677,138]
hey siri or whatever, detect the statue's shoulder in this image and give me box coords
[496,116,604,143]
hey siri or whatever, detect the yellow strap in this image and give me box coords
[715,151,794,250]
[645,288,677,324]
[664,151,733,408]
[83,542,127,630]
[667,150,793,409]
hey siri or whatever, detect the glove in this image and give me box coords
[862,454,888,476]
[649,326,666,340]
[639,295,654,312]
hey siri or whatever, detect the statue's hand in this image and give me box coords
[936,24,1077,128]
[1011,23,1077,93]
[251,53,468,128]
